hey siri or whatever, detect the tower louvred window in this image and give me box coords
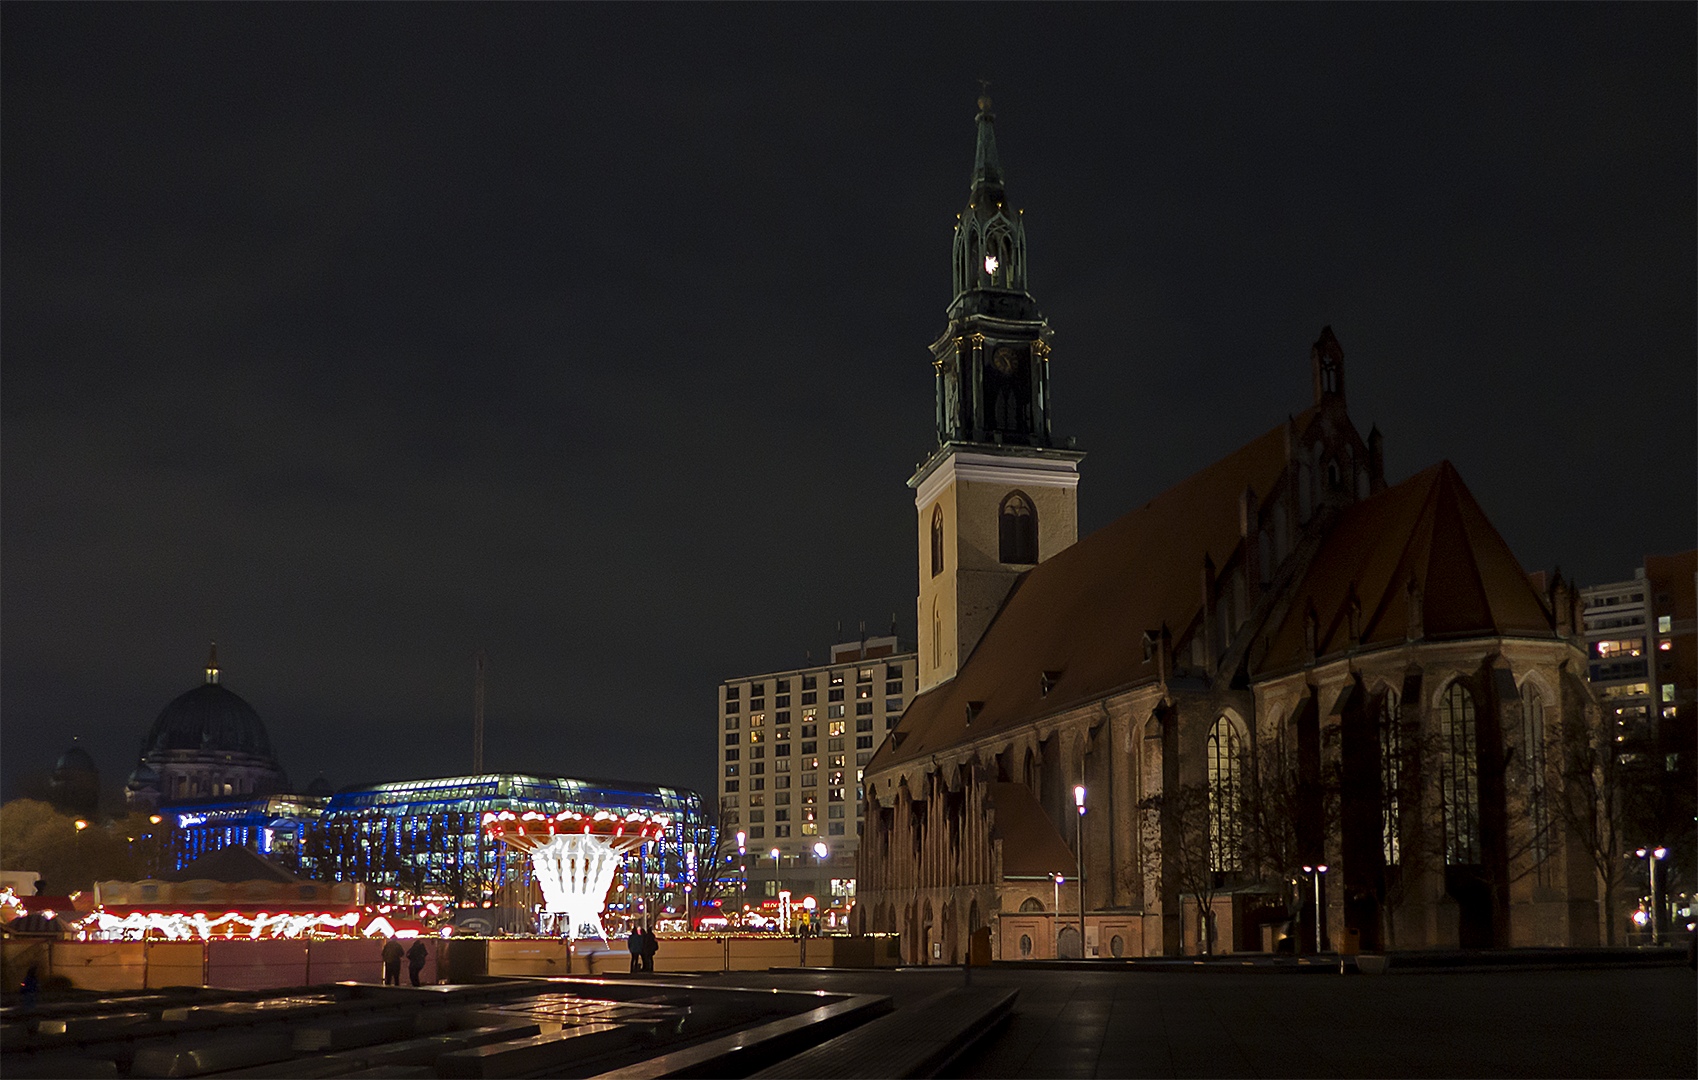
[999,491,1038,564]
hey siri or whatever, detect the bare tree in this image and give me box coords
[1554,714,1631,944]
[1138,783,1223,955]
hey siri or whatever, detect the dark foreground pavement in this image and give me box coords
[729,964,1696,1078]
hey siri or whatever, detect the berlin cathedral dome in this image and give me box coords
[124,644,290,810]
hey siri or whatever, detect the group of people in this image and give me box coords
[627,924,659,972]
[380,935,431,986]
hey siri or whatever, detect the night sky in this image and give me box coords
[4,5,1693,807]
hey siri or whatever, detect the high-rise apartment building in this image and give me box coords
[1581,550,1695,885]
[718,636,917,911]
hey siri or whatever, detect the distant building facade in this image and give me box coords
[718,637,918,910]
[857,98,1605,963]
[1581,550,1696,900]
[124,645,291,810]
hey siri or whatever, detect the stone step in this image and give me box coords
[437,1022,632,1079]
[748,985,1019,1079]
[130,1029,296,1078]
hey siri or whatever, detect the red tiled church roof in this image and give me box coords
[987,783,1079,878]
[872,411,1314,772]
[1255,461,1556,675]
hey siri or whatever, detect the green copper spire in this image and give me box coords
[951,94,1032,310]
[971,95,1004,190]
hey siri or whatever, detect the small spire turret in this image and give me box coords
[205,641,220,685]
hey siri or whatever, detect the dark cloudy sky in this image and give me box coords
[4,4,1693,806]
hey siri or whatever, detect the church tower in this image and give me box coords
[912,96,1084,694]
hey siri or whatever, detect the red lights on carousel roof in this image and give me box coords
[480,809,670,844]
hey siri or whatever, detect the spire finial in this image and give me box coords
[205,641,220,685]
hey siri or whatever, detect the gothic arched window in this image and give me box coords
[931,505,945,577]
[1439,682,1481,865]
[1379,690,1402,866]
[1207,717,1243,873]
[1521,684,1551,883]
[999,491,1038,564]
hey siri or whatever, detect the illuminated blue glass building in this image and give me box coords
[162,773,712,922]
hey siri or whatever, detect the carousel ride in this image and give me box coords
[482,809,668,941]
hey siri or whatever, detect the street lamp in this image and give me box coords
[1052,873,1064,957]
[1302,864,1330,953]
[1635,846,1668,945]
[736,831,747,927]
[771,848,781,925]
[812,841,829,913]
[1073,785,1087,957]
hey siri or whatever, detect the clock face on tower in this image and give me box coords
[992,346,1019,375]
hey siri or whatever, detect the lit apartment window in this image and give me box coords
[797,823,814,836]
[828,787,845,802]
[775,728,790,741]
[749,730,764,744]
[750,712,765,727]
[829,756,845,770]
[1663,684,1676,702]
[1660,639,1673,651]
[857,667,873,683]
[804,756,820,770]
[828,720,846,736]
[747,793,762,807]
[1594,638,1644,659]
[1659,616,1673,632]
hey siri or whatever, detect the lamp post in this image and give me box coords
[1302,864,1329,953]
[1073,785,1087,957]
[736,831,747,928]
[771,848,781,928]
[1052,873,1064,957]
[1635,846,1668,945]
[813,841,829,914]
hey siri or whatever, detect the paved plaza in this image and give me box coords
[733,964,1696,1078]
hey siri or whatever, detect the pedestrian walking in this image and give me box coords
[381,936,404,986]
[406,939,429,987]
